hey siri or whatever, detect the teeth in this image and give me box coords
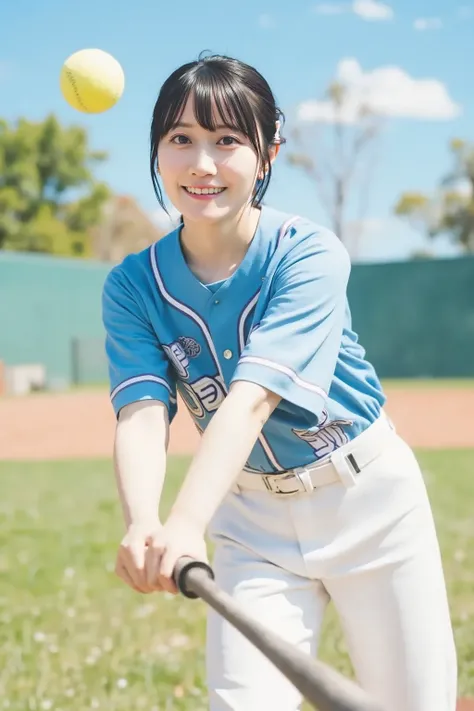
[185,187,225,195]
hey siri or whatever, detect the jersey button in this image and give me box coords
[214,299,220,305]
[223,349,233,359]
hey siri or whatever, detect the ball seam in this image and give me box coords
[65,69,89,113]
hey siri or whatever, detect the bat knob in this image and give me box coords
[174,556,215,599]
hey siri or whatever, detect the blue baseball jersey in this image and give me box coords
[102,205,386,474]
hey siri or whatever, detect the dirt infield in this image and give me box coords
[458,701,474,711]
[1,385,473,461]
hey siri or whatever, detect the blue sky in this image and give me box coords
[1,0,473,261]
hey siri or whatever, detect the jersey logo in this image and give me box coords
[292,411,353,458]
[179,375,226,419]
[178,336,201,358]
[163,336,201,380]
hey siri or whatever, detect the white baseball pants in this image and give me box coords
[206,427,457,711]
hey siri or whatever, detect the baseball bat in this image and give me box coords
[174,556,384,711]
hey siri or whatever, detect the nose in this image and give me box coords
[189,147,218,177]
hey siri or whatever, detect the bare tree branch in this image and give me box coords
[286,82,382,252]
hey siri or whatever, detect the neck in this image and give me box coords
[179,205,261,283]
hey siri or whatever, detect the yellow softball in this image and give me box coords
[60,48,125,114]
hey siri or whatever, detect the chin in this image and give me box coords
[179,202,233,224]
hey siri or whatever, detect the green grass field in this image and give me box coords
[1,451,473,710]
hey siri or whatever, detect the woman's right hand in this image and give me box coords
[114,520,166,594]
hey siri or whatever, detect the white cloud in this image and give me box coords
[297,58,461,124]
[457,5,474,19]
[258,13,276,29]
[352,0,393,20]
[312,1,393,20]
[414,17,443,31]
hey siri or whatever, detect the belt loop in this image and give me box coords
[330,450,358,488]
[295,468,314,493]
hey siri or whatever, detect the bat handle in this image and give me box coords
[173,556,215,599]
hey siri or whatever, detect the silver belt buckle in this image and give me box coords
[262,472,302,496]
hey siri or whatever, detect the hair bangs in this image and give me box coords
[156,86,191,141]
[190,72,261,155]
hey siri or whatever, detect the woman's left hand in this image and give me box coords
[157,513,209,594]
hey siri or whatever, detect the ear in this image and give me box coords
[258,144,280,178]
[258,131,281,179]
[270,142,280,162]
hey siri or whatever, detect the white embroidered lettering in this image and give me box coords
[293,411,353,458]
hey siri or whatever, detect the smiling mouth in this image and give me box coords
[183,186,227,196]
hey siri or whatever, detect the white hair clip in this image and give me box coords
[274,120,281,143]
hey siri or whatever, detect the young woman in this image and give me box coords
[102,53,457,711]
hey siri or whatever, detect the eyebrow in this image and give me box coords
[173,121,242,132]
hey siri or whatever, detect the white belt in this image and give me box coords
[235,413,395,496]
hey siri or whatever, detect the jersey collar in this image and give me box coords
[170,207,266,302]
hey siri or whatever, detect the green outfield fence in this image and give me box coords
[347,255,474,378]
[0,252,110,388]
[0,250,473,389]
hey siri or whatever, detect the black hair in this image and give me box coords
[150,52,285,214]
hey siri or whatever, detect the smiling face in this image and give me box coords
[157,95,264,225]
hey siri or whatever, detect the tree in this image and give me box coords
[0,115,110,256]
[92,195,168,262]
[394,139,474,253]
[286,82,383,250]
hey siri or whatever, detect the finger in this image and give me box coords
[115,560,144,594]
[145,542,164,591]
[156,572,178,595]
[157,549,179,594]
[118,547,144,590]
[121,541,153,593]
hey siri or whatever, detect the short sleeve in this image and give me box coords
[102,266,177,419]
[231,231,350,420]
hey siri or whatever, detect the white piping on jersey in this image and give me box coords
[238,291,260,356]
[238,356,327,399]
[243,464,269,474]
[150,246,223,370]
[277,216,300,247]
[111,374,176,402]
[150,242,284,471]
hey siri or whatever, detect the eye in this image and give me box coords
[218,135,241,146]
[170,134,190,145]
